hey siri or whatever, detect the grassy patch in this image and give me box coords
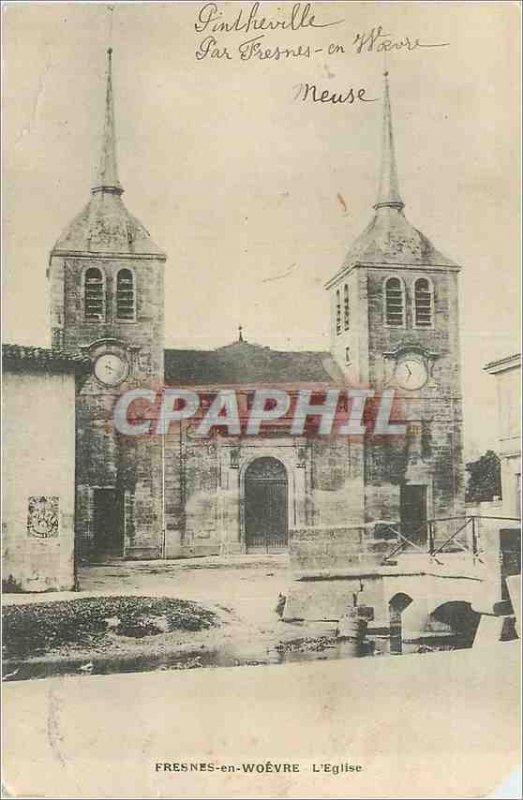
[275,635,337,654]
[3,596,219,660]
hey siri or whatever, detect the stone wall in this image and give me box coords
[49,254,165,378]
[364,268,465,527]
[3,370,76,591]
[49,249,166,560]
[328,263,465,544]
[163,433,367,557]
[289,524,390,573]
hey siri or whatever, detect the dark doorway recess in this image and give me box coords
[244,457,288,554]
[400,484,427,546]
[92,488,124,557]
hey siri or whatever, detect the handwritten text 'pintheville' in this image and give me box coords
[193,2,450,64]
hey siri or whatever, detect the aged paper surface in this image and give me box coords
[2,2,521,798]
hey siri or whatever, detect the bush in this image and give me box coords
[2,596,218,660]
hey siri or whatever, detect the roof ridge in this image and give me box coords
[2,344,90,371]
[164,346,331,356]
[164,346,342,386]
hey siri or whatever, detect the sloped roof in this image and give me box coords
[164,341,344,386]
[2,344,90,373]
[51,192,165,257]
[484,353,521,374]
[340,206,458,271]
[325,206,459,288]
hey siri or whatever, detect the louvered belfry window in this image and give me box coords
[343,284,350,330]
[335,289,341,335]
[116,269,135,320]
[84,267,105,321]
[414,278,433,327]
[385,277,404,326]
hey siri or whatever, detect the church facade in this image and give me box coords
[48,51,465,563]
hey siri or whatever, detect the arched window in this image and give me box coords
[343,284,350,330]
[414,278,433,327]
[385,277,405,327]
[84,267,105,321]
[335,289,341,335]
[116,269,135,320]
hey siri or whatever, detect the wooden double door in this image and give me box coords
[244,457,288,553]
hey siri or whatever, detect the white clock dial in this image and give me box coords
[395,358,428,391]
[93,353,128,387]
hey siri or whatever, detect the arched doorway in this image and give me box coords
[244,457,288,553]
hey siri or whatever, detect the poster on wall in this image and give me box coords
[2,2,521,798]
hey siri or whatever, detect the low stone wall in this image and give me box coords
[283,569,497,641]
[289,524,393,573]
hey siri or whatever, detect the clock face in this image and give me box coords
[395,357,428,391]
[93,353,128,387]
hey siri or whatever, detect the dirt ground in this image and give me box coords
[80,553,293,629]
[3,555,340,676]
[79,553,339,659]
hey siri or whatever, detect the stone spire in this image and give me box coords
[92,48,122,195]
[52,49,165,256]
[374,71,404,211]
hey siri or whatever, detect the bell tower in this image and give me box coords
[48,49,166,560]
[48,48,166,380]
[326,72,465,533]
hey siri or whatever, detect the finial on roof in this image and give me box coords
[238,325,244,342]
[92,48,123,196]
[374,71,404,211]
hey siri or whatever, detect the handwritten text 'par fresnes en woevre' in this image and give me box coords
[194,3,450,62]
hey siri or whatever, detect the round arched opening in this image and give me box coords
[428,601,481,649]
[388,592,414,655]
[244,457,288,553]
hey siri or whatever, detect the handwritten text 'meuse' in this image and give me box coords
[294,83,377,105]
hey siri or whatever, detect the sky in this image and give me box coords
[2,1,521,458]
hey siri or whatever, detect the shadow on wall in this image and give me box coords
[389,595,482,653]
[427,601,481,648]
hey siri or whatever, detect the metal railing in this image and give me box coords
[381,515,521,566]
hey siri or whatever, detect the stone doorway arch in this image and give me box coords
[244,457,288,553]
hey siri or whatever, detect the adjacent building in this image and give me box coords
[484,353,521,518]
[2,345,88,590]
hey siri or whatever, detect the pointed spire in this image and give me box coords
[92,48,123,195]
[374,71,404,211]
